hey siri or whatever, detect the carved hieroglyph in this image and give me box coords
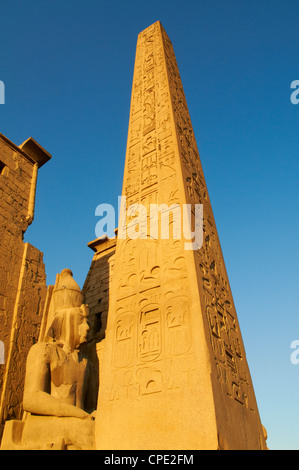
[95,21,267,450]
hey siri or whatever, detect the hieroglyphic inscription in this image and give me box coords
[106,355,198,403]
[138,304,161,361]
[166,296,191,356]
[108,22,252,410]
[95,22,268,452]
[160,25,253,409]
[107,24,198,401]
[114,312,135,368]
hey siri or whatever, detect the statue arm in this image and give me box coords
[23,343,90,419]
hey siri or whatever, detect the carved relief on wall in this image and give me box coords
[165,296,191,356]
[113,312,135,368]
[206,301,253,410]
[156,26,256,412]
[106,354,199,403]
[138,304,161,362]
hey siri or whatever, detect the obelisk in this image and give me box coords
[95,21,267,450]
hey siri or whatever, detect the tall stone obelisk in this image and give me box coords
[95,21,267,450]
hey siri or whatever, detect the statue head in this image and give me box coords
[46,304,90,350]
[45,269,90,350]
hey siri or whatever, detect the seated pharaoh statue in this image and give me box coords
[1,269,97,450]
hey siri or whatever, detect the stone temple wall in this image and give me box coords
[0,134,51,438]
[82,235,116,344]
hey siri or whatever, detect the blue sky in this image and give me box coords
[0,0,298,450]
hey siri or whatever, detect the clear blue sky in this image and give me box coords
[1,0,298,450]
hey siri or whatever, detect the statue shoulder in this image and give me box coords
[27,341,56,363]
